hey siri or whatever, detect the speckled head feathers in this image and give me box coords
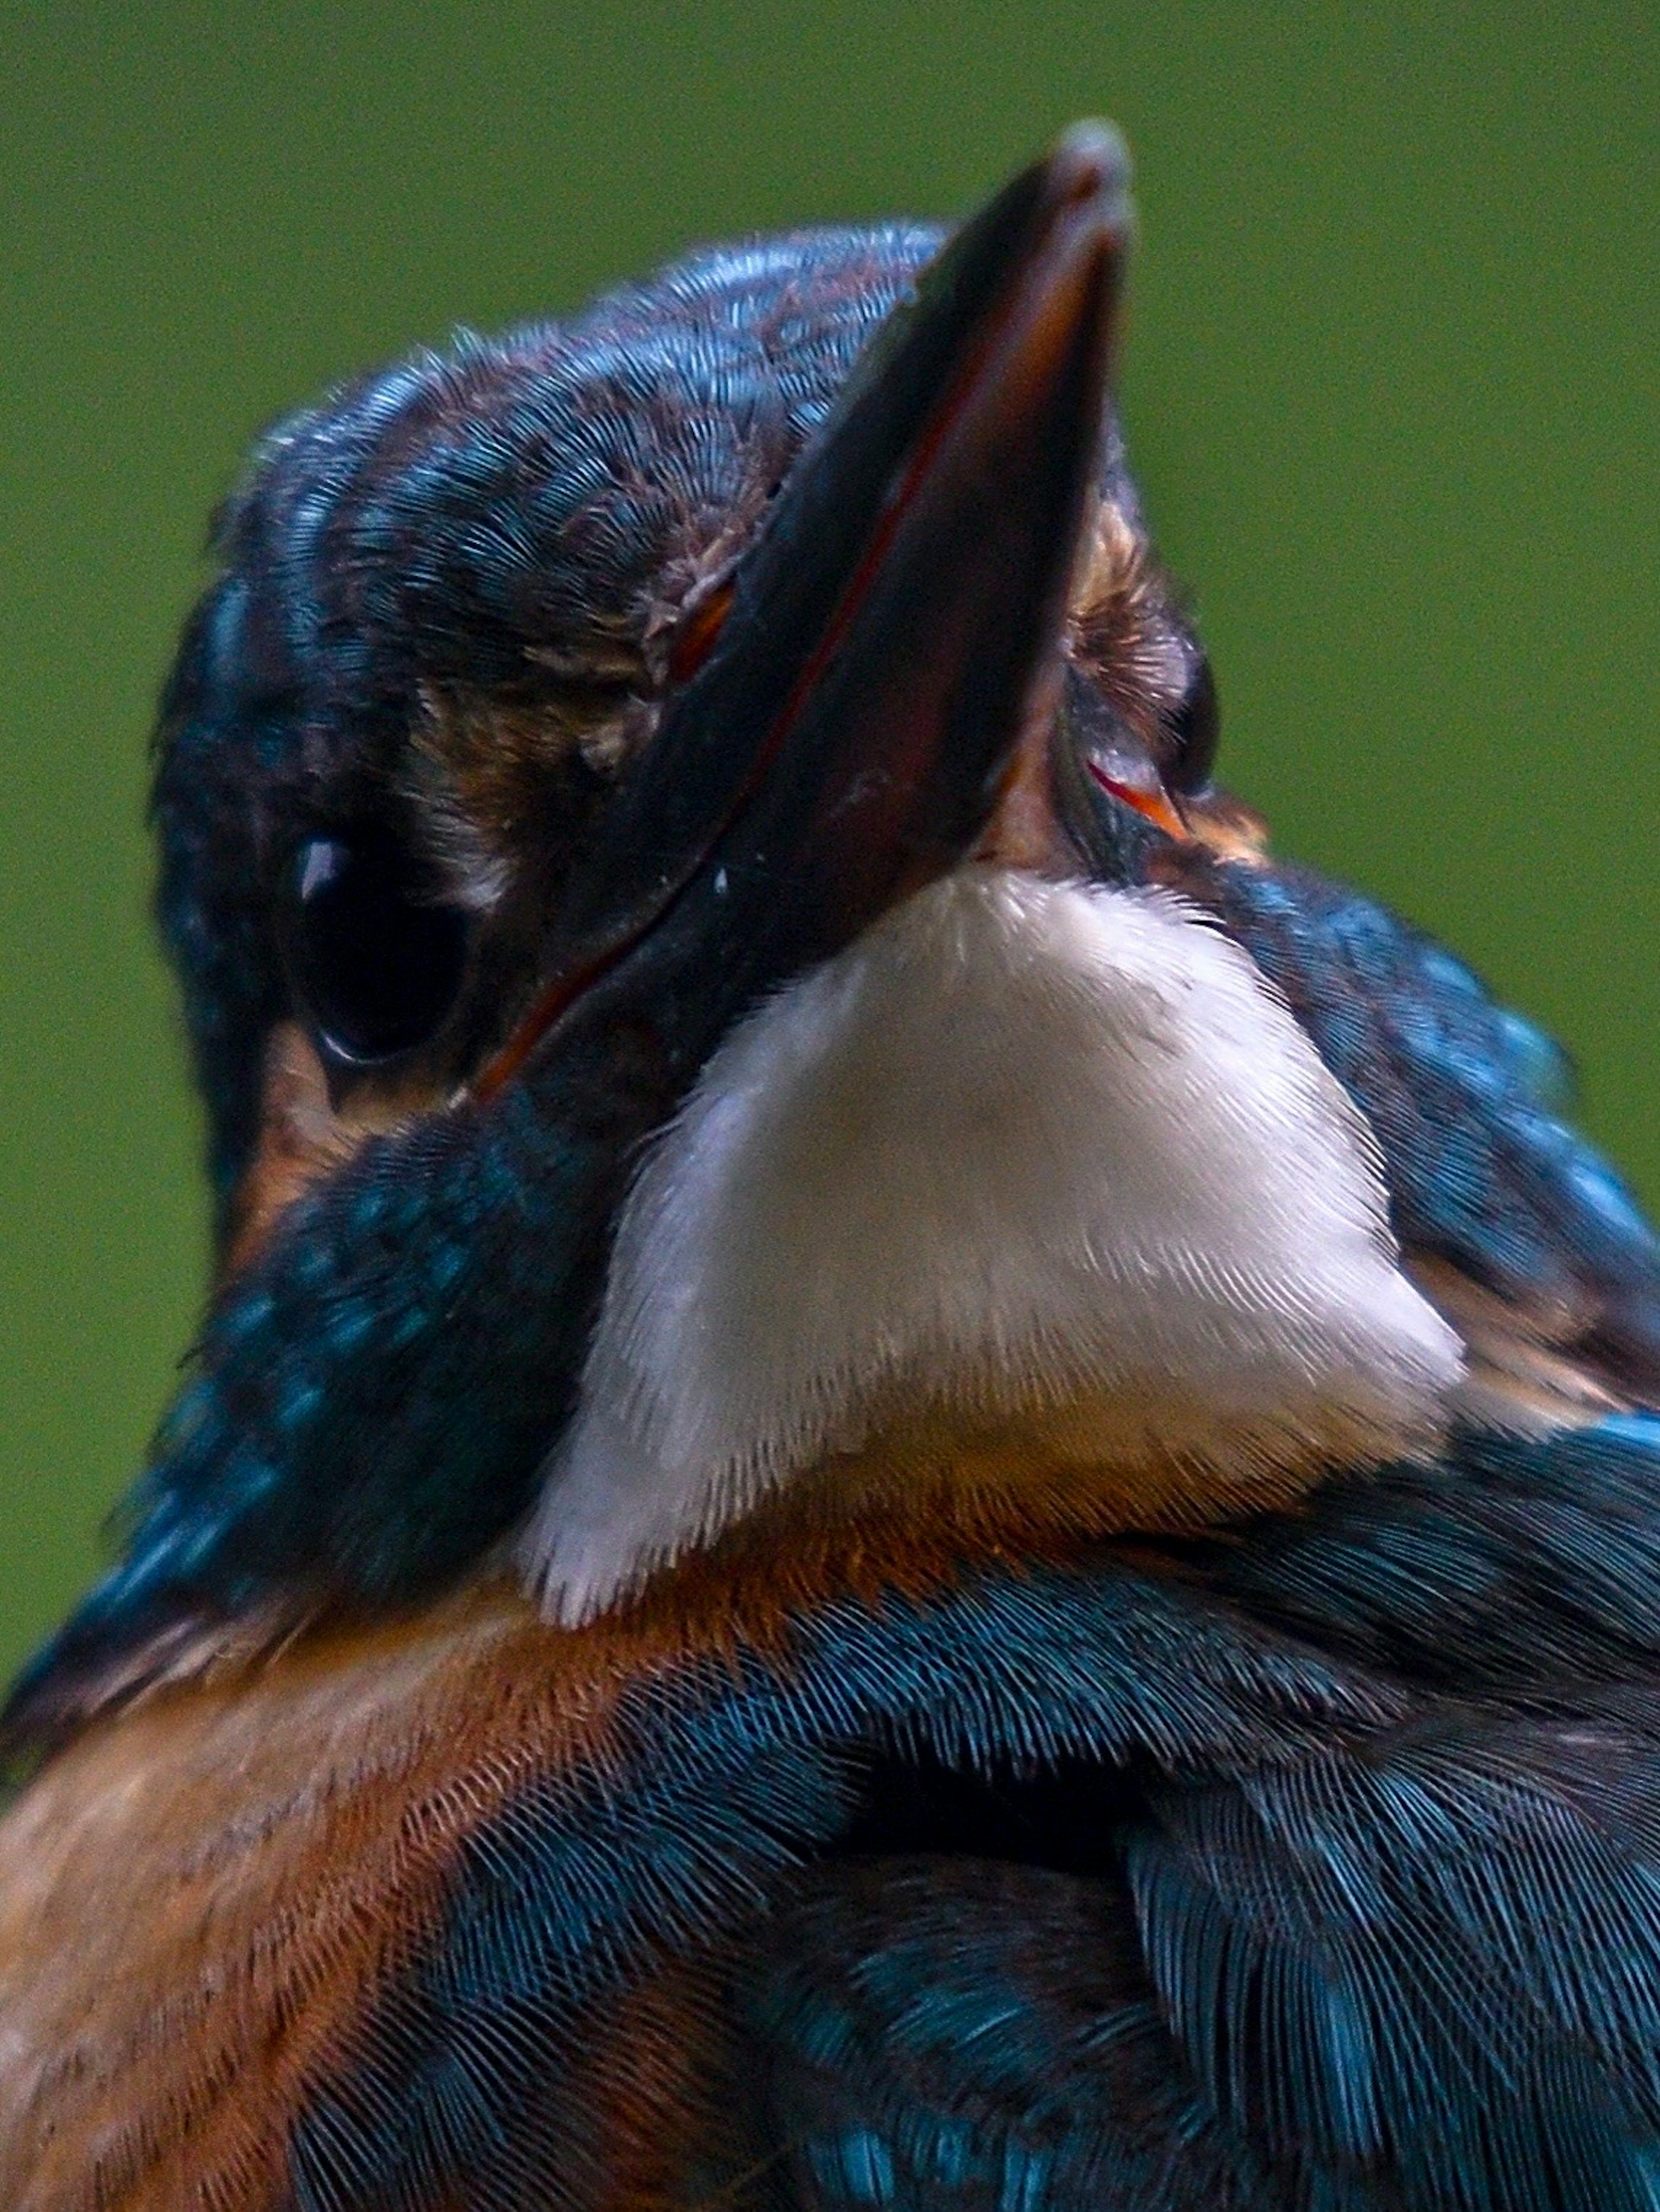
[155,225,949,1210]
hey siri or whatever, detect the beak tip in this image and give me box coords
[1047,120,1135,236]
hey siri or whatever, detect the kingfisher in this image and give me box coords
[3,122,1659,2210]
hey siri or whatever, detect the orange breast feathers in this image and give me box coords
[0,1499,1104,2212]
[0,1586,630,2212]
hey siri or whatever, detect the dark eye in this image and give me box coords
[281,824,469,1067]
[1164,650,1219,793]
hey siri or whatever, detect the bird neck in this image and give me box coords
[519,866,1462,1625]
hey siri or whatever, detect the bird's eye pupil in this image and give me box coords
[1165,651,1219,793]
[283,826,468,1067]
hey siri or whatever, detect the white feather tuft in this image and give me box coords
[520,868,1463,1620]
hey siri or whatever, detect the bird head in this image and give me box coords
[9,127,1461,1742]
[161,127,1197,1259]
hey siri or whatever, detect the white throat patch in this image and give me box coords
[520,868,1463,1622]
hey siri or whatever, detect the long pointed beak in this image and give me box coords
[0,132,1135,1754]
[478,123,1131,1098]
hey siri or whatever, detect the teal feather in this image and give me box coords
[285,1420,1660,2211]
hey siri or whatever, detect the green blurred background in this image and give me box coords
[0,2,1653,1677]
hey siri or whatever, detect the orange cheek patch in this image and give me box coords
[220,1023,443,1280]
[220,1022,350,1277]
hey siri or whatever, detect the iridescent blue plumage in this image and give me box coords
[290,1550,1389,2206]
[154,226,941,1218]
[15,226,952,1717]
[1209,856,1660,1390]
[0,132,1654,2212]
[284,1421,1660,2210]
